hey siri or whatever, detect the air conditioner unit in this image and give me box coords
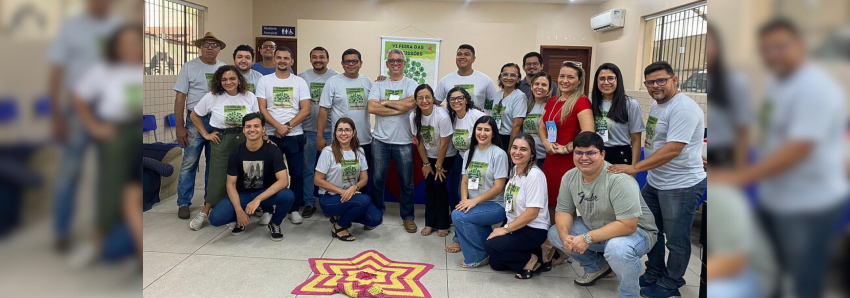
[591,9,626,32]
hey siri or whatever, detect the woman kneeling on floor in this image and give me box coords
[314,118,383,241]
[484,133,551,279]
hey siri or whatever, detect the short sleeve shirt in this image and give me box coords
[369,77,418,144]
[193,91,260,129]
[556,163,658,247]
[462,145,509,205]
[452,108,487,154]
[435,70,499,113]
[242,69,265,94]
[315,146,369,195]
[523,101,548,159]
[504,167,550,230]
[409,106,457,159]
[74,63,143,123]
[298,69,340,133]
[227,143,287,193]
[319,74,374,144]
[644,93,706,190]
[255,73,312,136]
[174,58,227,110]
[595,97,645,147]
[493,90,528,135]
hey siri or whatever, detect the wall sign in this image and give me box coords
[380,36,441,86]
[262,26,295,37]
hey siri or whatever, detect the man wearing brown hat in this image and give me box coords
[174,32,227,220]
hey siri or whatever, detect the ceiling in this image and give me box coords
[351,0,609,4]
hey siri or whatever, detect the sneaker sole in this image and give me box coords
[231,230,245,236]
[641,295,680,298]
[574,267,613,286]
[270,236,283,242]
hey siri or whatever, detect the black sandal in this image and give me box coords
[331,224,355,242]
[515,263,542,280]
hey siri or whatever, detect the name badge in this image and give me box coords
[545,121,557,143]
[389,94,400,101]
[598,129,609,142]
[468,176,479,190]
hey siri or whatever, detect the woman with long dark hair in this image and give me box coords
[449,116,509,267]
[315,118,383,241]
[484,133,550,279]
[493,63,528,152]
[187,64,260,231]
[446,86,486,232]
[409,84,457,237]
[523,71,553,168]
[590,63,645,167]
[706,24,751,169]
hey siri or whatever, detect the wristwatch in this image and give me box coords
[283,121,292,128]
[503,224,513,234]
[583,233,593,244]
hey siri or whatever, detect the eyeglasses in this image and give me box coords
[448,96,466,103]
[456,52,473,57]
[564,61,582,67]
[500,73,520,79]
[387,59,405,64]
[336,128,353,133]
[416,96,433,102]
[573,150,599,158]
[597,76,616,83]
[524,62,540,67]
[644,77,673,88]
[342,59,360,65]
[201,43,220,49]
[260,45,276,49]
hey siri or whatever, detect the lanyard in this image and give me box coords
[546,98,568,123]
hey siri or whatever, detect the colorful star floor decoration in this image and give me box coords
[292,250,434,298]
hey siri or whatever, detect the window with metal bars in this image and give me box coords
[643,2,707,93]
[144,0,205,76]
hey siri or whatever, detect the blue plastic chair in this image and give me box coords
[35,96,50,117]
[0,98,18,124]
[143,115,157,142]
[165,113,177,144]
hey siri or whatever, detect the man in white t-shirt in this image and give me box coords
[47,0,122,250]
[713,20,849,298]
[232,45,264,93]
[435,44,498,114]
[299,46,339,218]
[367,49,418,232]
[173,32,227,219]
[256,46,312,225]
[318,48,375,198]
[609,61,706,298]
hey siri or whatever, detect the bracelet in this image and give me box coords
[422,163,431,167]
[435,166,443,171]
[355,184,360,191]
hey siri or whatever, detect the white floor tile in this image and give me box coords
[195,219,332,260]
[143,252,190,288]
[447,270,594,298]
[321,224,449,269]
[143,212,227,254]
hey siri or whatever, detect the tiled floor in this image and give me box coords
[144,171,703,298]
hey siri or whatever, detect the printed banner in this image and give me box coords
[380,37,441,87]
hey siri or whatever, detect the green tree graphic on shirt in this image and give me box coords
[346,88,366,110]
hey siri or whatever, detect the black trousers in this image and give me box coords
[425,156,455,230]
[499,134,511,153]
[604,145,633,165]
[484,226,548,273]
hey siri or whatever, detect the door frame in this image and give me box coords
[540,46,593,95]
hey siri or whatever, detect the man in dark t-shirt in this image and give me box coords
[208,113,295,241]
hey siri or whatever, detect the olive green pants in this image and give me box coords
[98,123,141,232]
[205,131,246,206]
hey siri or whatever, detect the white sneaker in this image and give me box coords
[289,211,303,224]
[259,212,273,226]
[574,263,612,286]
[189,212,208,231]
[68,241,98,268]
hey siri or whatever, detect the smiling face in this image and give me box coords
[341,53,362,76]
[220,70,239,94]
[242,117,265,142]
[310,49,329,71]
[261,40,276,60]
[415,88,434,112]
[523,56,542,77]
[474,122,494,146]
[448,91,467,113]
[645,69,677,101]
[597,69,617,98]
[558,66,580,94]
[274,50,292,73]
[386,52,406,76]
[531,76,550,100]
[500,65,520,89]
[335,122,354,145]
[455,49,475,69]
[199,40,221,60]
[573,145,605,175]
[234,50,253,72]
[510,138,532,167]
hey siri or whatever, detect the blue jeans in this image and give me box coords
[319,193,383,228]
[269,134,306,213]
[641,178,707,290]
[707,267,762,298]
[451,201,506,266]
[54,113,89,238]
[449,155,464,209]
[548,218,651,298]
[208,187,294,227]
[371,140,415,219]
[303,131,332,207]
[176,115,212,207]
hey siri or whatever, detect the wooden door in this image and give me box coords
[540,46,592,95]
[255,37,298,73]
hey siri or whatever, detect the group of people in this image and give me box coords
[170,31,706,298]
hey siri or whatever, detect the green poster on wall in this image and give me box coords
[380,37,441,87]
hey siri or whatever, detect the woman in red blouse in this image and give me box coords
[537,61,595,207]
